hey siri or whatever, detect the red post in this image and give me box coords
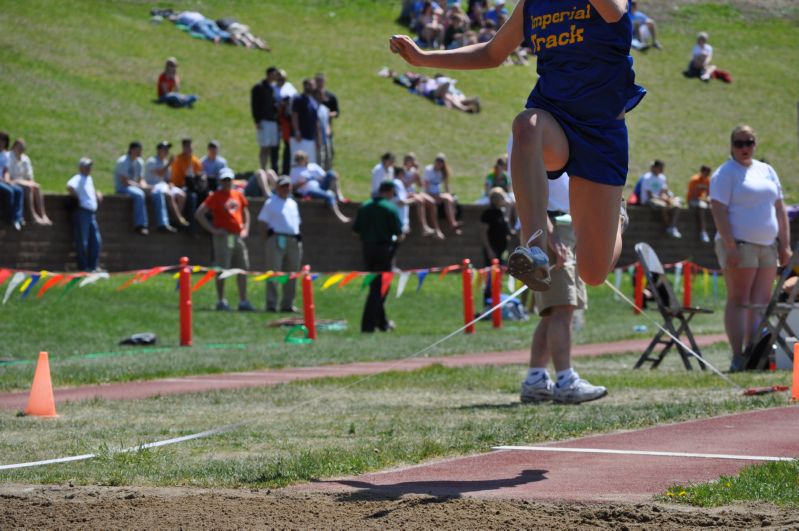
[461,259,475,334]
[302,265,317,340]
[682,261,692,308]
[634,262,644,314]
[491,258,502,328]
[179,256,192,346]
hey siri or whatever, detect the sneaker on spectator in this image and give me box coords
[700,230,710,243]
[520,374,554,404]
[666,226,682,239]
[216,299,231,311]
[238,300,255,312]
[553,375,607,404]
[508,245,550,292]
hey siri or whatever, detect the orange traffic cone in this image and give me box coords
[24,352,58,417]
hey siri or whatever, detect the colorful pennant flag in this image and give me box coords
[703,268,710,298]
[79,272,109,287]
[338,271,360,288]
[254,271,274,282]
[439,264,460,279]
[58,277,81,301]
[3,272,26,304]
[380,272,394,298]
[192,270,217,292]
[20,274,42,300]
[416,270,428,292]
[272,274,290,285]
[322,273,345,290]
[218,268,246,280]
[0,269,11,287]
[360,273,377,291]
[37,274,64,298]
[396,271,410,298]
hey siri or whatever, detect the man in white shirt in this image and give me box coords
[258,176,302,313]
[371,153,395,195]
[639,160,682,238]
[67,158,103,271]
[289,150,350,223]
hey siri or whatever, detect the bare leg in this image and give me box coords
[237,274,248,304]
[529,306,575,372]
[32,185,52,224]
[748,265,777,339]
[569,177,623,286]
[510,109,569,256]
[19,183,44,224]
[724,267,758,359]
[168,193,189,225]
[412,198,434,234]
[259,146,270,170]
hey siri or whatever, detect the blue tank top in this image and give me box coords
[523,0,645,125]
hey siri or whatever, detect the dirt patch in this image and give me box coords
[1,484,796,530]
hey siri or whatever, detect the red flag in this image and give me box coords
[380,272,394,298]
[192,270,217,292]
[117,272,145,292]
[338,271,360,288]
[439,264,460,279]
[0,269,12,287]
[36,274,65,298]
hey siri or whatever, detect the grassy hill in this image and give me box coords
[0,0,797,202]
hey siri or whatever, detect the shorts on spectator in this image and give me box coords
[213,233,250,270]
[534,224,587,316]
[257,120,279,147]
[714,239,777,269]
[290,138,317,164]
[688,199,708,209]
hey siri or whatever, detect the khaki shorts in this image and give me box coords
[714,239,777,269]
[213,234,250,270]
[534,223,587,316]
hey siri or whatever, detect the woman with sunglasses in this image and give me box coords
[710,125,792,371]
[391,0,644,292]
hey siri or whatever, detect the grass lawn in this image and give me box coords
[0,348,792,488]
[0,270,726,391]
[664,460,799,507]
[0,1,797,202]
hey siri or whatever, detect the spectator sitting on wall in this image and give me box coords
[476,155,512,205]
[115,140,173,235]
[640,159,682,239]
[0,131,24,231]
[156,57,198,109]
[371,152,395,195]
[630,1,661,50]
[8,138,52,225]
[171,138,207,221]
[67,158,103,272]
[200,140,228,191]
[686,164,712,243]
[289,150,350,224]
[144,141,190,229]
[194,168,255,312]
[258,176,302,313]
[423,152,462,235]
[401,153,444,238]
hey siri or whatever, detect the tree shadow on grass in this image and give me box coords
[316,468,548,503]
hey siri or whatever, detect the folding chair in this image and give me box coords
[743,243,799,363]
[633,242,713,370]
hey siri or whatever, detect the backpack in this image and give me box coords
[741,330,773,371]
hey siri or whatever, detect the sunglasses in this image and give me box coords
[732,139,755,148]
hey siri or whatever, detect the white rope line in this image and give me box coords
[0,424,241,471]
[492,445,796,462]
[1,281,530,471]
[602,278,741,390]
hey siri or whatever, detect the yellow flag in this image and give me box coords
[322,273,346,290]
[19,277,31,293]
[254,271,274,282]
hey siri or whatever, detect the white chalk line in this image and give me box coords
[0,424,241,471]
[492,446,796,462]
[1,283,529,471]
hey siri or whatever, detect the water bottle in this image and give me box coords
[633,325,648,333]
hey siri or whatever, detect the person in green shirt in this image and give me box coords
[353,180,403,332]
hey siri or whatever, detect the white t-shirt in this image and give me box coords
[8,152,33,181]
[639,171,668,205]
[258,195,301,235]
[547,173,570,213]
[67,173,98,211]
[692,43,712,62]
[423,164,444,195]
[710,158,783,246]
[289,163,326,195]
[391,178,410,233]
[144,156,170,186]
[371,163,393,195]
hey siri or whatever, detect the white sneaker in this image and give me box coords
[553,375,608,404]
[700,231,710,243]
[520,374,554,404]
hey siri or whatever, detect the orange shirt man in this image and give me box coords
[686,165,712,204]
[171,138,203,188]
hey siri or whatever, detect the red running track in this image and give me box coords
[292,406,799,503]
[0,334,726,411]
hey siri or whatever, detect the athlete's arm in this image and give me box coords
[389,0,524,70]
[588,0,628,23]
